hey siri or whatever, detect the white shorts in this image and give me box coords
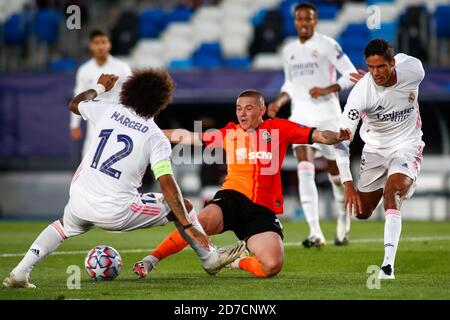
[63,192,171,238]
[357,143,425,195]
[289,116,338,160]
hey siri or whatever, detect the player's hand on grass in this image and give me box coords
[267,102,280,118]
[343,181,362,216]
[185,226,212,250]
[309,86,329,98]
[350,69,367,84]
[70,127,82,140]
[337,128,352,142]
[97,74,119,92]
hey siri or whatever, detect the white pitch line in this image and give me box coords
[1,236,450,258]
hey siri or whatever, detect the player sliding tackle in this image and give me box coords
[133,90,350,279]
[3,70,247,289]
[334,39,425,280]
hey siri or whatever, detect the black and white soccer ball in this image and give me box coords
[84,245,122,281]
[348,109,360,120]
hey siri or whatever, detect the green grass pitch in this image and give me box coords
[0,220,449,300]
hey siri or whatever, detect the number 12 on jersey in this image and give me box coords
[90,129,133,179]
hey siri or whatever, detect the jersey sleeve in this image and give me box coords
[339,80,367,138]
[395,53,425,88]
[78,99,113,126]
[277,119,315,145]
[328,40,357,91]
[201,122,235,148]
[147,133,173,169]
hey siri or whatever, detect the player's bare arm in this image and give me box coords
[163,129,203,146]
[69,73,119,115]
[312,128,351,145]
[349,69,367,84]
[309,84,341,98]
[267,92,290,118]
[158,174,211,250]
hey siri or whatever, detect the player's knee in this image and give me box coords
[260,257,283,278]
[355,212,371,220]
[383,189,405,210]
[183,198,193,212]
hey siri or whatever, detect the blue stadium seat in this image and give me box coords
[280,0,297,37]
[370,22,398,43]
[3,12,31,45]
[168,7,193,23]
[49,58,77,71]
[193,42,222,68]
[316,4,339,20]
[367,0,395,5]
[169,58,193,69]
[252,9,267,27]
[435,5,450,38]
[225,57,251,68]
[138,9,167,38]
[342,23,370,38]
[34,9,61,44]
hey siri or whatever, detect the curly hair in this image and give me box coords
[119,69,175,119]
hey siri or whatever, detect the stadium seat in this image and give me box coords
[193,42,222,68]
[225,57,251,68]
[167,7,193,23]
[279,0,297,37]
[33,9,61,45]
[337,3,368,24]
[316,4,340,20]
[138,9,167,39]
[163,40,196,63]
[3,12,31,45]
[49,58,76,72]
[435,5,450,38]
[370,22,398,43]
[252,53,283,69]
[221,35,250,58]
[168,58,194,69]
[161,23,194,43]
[193,20,221,43]
[316,20,344,38]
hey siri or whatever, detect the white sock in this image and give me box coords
[382,209,402,270]
[298,161,323,238]
[175,210,217,266]
[329,174,351,240]
[12,220,67,281]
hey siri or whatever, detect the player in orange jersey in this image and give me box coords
[133,90,350,278]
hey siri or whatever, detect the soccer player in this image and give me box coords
[3,70,246,289]
[133,90,351,279]
[335,39,425,279]
[267,3,357,247]
[71,29,132,158]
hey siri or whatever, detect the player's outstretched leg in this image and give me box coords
[3,220,68,289]
[228,231,283,278]
[133,229,188,278]
[328,173,351,246]
[297,161,325,248]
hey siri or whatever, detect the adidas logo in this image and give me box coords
[402,163,408,168]
[30,248,40,257]
[384,243,394,248]
[375,105,384,111]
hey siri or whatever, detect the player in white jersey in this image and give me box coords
[3,70,246,289]
[267,3,357,247]
[335,39,425,280]
[71,30,132,158]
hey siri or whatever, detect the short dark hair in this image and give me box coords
[237,89,265,107]
[294,2,317,14]
[120,69,175,119]
[364,39,395,60]
[89,29,109,41]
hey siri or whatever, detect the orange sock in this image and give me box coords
[150,230,189,261]
[238,257,267,277]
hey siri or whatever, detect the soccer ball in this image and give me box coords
[84,245,122,281]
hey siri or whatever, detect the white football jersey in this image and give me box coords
[281,32,357,126]
[70,55,132,129]
[68,99,172,224]
[339,53,425,152]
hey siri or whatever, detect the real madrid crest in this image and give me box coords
[261,130,272,143]
[312,50,319,58]
[408,92,415,103]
